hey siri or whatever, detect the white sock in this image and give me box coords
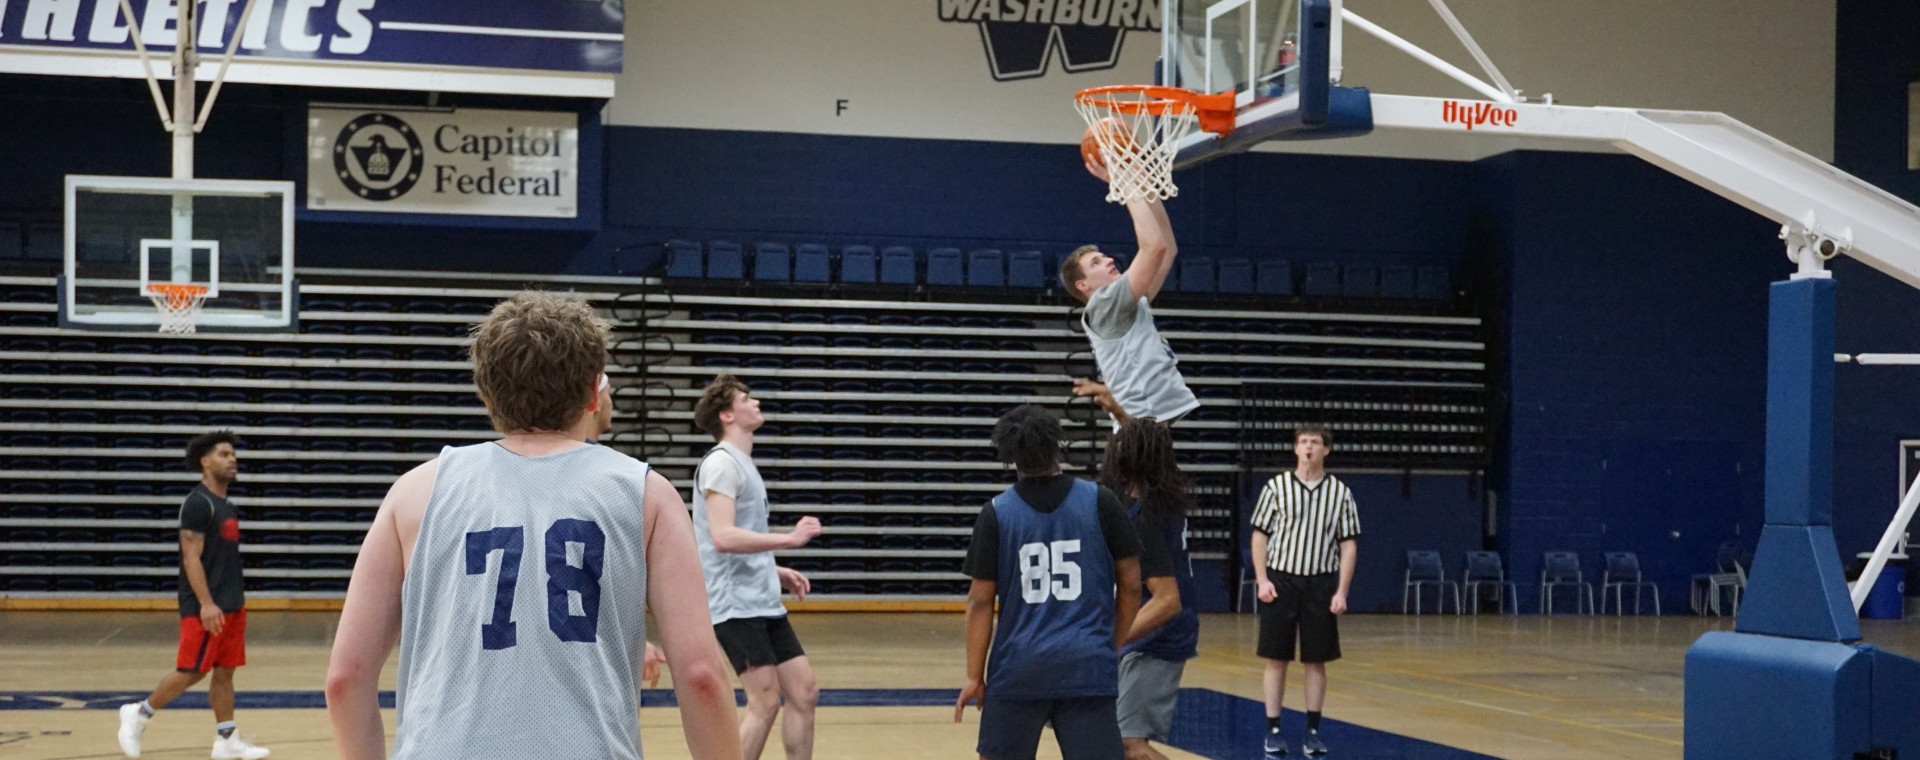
[215,721,236,738]
[138,700,154,717]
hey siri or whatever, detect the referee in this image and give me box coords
[1249,425,1360,758]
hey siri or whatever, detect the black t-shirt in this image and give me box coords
[962,475,1155,580]
[178,485,246,617]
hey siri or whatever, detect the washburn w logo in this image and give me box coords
[939,0,1162,81]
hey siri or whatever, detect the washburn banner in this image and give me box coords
[0,0,623,97]
[306,106,579,219]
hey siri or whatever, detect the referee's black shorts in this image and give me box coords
[1257,571,1342,663]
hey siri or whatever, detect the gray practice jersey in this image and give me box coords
[1084,279,1201,425]
[392,442,652,760]
[691,443,785,624]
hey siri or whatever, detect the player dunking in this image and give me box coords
[955,404,1144,760]
[324,291,740,759]
[117,430,269,760]
[1060,161,1200,428]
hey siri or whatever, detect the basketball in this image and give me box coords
[1080,116,1133,168]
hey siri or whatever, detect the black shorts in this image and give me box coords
[977,696,1123,760]
[713,615,806,674]
[1257,572,1342,663]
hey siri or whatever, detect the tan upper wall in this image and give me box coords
[608,0,1835,161]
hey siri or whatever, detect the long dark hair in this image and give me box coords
[992,404,1063,476]
[1101,418,1191,523]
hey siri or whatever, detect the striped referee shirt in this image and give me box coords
[1250,471,1362,576]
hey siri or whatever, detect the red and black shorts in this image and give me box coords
[176,609,247,673]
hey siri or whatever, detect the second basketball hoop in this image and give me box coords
[1073,85,1234,204]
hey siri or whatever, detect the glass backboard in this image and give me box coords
[63,176,295,332]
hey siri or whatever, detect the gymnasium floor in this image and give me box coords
[10,610,1908,759]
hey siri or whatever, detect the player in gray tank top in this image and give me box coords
[690,374,824,760]
[325,292,741,760]
[1060,161,1200,429]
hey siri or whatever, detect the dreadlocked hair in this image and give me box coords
[992,404,1063,476]
[1101,418,1192,523]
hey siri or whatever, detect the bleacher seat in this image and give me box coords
[793,244,832,283]
[967,249,1005,287]
[665,240,702,278]
[880,247,917,285]
[1304,262,1342,297]
[1380,265,1416,299]
[1417,265,1453,300]
[1217,258,1253,294]
[1178,256,1216,293]
[1007,250,1045,288]
[840,246,877,283]
[1343,264,1380,298]
[926,248,964,286]
[753,242,791,282]
[707,241,745,280]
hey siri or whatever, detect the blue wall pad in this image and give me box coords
[1870,645,1920,752]
[1684,631,1870,759]
[1736,524,1861,642]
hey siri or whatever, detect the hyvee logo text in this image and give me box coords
[1441,100,1518,131]
[938,0,1162,81]
[332,112,566,201]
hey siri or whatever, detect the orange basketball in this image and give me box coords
[1080,117,1133,168]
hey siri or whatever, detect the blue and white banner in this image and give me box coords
[0,0,622,97]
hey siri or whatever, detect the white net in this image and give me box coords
[145,285,209,335]
[1074,88,1202,204]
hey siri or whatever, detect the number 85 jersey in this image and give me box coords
[393,443,654,760]
[987,478,1118,700]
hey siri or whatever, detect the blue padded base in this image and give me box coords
[1685,631,1870,759]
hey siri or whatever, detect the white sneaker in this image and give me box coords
[117,703,148,757]
[210,734,270,759]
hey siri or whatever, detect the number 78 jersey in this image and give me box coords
[987,478,1119,700]
[393,443,654,760]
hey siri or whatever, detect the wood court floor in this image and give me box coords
[6,610,1915,759]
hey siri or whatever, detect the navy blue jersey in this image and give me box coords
[987,479,1119,700]
[1123,503,1200,661]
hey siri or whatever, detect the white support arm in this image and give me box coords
[1853,474,1920,612]
[1424,0,1517,102]
[1342,10,1514,104]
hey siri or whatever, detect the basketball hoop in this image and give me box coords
[144,283,210,335]
[1073,85,1235,204]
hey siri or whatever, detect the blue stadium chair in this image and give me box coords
[967,249,1005,287]
[753,242,791,282]
[1303,262,1342,297]
[665,240,702,278]
[1380,265,1416,299]
[793,244,832,283]
[1178,256,1216,293]
[1006,250,1045,288]
[1417,265,1453,300]
[840,246,877,283]
[0,222,22,260]
[706,241,745,280]
[880,246,917,285]
[926,248,964,286]
[1255,261,1294,295]
[1217,258,1253,294]
[1343,264,1379,298]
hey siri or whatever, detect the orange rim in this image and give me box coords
[1075,85,1236,134]
[145,283,209,308]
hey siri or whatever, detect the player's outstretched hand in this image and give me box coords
[642,642,665,688]
[1257,579,1278,604]
[777,566,811,600]
[954,679,986,723]
[1071,378,1107,398]
[787,516,823,548]
[1085,160,1111,184]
